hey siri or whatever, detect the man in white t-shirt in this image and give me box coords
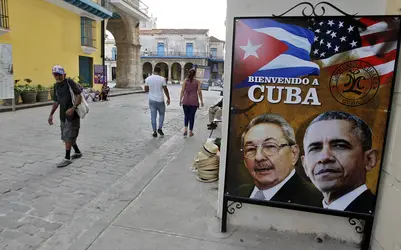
[144,66,171,137]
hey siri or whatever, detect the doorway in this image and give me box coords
[79,56,93,87]
[112,67,116,80]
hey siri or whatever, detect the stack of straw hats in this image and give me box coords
[191,141,220,183]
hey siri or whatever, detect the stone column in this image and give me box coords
[170,65,174,82]
[181,64,185,81]
[107,13,142,90]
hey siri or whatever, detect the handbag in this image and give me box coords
[66,79,89,119]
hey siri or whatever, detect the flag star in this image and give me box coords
[320,52,326,57]
[334,46,340,52]
[340,36,347,42]
[339,21,344,28]
[320,39,324,45]
[328,20,335,26]
[239,40,262,60]
[315,29,321,33]
[319,21,324,26]
[330,32,337,38]
[326,30,332,34]
[327,42,332,49]
[348,25,355,33]
[314,36,319,42]
[350,40,358,47]
[313,49,319,55]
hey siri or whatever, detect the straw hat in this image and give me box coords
[202,141,219,155]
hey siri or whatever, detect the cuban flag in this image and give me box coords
[234,19,320,88]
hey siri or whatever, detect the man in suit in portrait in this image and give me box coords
[302,111,378,214]
[234,114,322,207]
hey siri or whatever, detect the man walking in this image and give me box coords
[48,65,83,168]
[144,66,171,137]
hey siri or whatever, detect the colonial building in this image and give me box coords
[0,0,149,91]
[105,27,225,83]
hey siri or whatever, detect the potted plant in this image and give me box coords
[3,80,22,106]
[36,84,50,102]
[20,78,37,104]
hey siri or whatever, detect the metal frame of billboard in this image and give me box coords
[220,2,401,250]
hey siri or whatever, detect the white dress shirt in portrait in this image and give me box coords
[250,169,295,200]
[322,184,368,211]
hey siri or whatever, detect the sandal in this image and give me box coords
[183,131,188,136]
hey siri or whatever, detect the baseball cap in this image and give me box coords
[52,65,65,75]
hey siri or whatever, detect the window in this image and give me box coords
[211,48,217,58]
[81,17,96,48]
[186,43,193,57]
[157,42,165,56]
[112,47,117,60]
[0,0,9,29]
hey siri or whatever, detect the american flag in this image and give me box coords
[309,17,400,85]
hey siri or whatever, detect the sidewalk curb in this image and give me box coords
[38,115,210,250]
[0,90,145,113]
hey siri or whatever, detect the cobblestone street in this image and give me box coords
[0,85,221,249]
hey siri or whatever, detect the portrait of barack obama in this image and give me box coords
[233,113,322,207]
[302,111,378,214]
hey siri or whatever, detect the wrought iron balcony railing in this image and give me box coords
[90,0,105,6]
[121,0,148,13]
[141,51,222,58]
[0,0,10,29]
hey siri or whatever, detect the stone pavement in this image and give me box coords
[44,115,357,250]
[0,85,217,249]
[0,84,358,250]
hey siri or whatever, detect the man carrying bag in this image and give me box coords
[48,65,88,167]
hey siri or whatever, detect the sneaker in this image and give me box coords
[152,131,158,137]
[57,158,72,168]
[157,129,164,137]
[71,153,82,159]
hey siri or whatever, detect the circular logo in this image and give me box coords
[330,60,380,107]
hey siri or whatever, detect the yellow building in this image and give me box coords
[0,0,112,90]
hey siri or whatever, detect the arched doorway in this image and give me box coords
[155,62,169,79]
[171,63,182,82]
[142,62,152,81]
[184,63,194,79]
[106,14,142,89]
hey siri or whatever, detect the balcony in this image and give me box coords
[45,0,112,21]
[0,0,10,35]
[141,51,213,59]
[110,0,149,20]
[209,55,224,62]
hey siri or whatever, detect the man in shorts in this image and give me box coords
[48,65,83,167]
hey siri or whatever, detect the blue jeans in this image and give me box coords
[183,105,198,130]
[149,100,166,131]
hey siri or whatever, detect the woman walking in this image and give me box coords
[180,68,204,137]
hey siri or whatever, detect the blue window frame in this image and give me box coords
[211,48,217,58]
[112,47,117,60]
[157,43,165,56]
[186,43,193,57]
[81,17,96,47]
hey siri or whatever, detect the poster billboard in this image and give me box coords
[224,16,401,220]
[195,66,211,81]
[94,65,107,84]
[0,44,13,99]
